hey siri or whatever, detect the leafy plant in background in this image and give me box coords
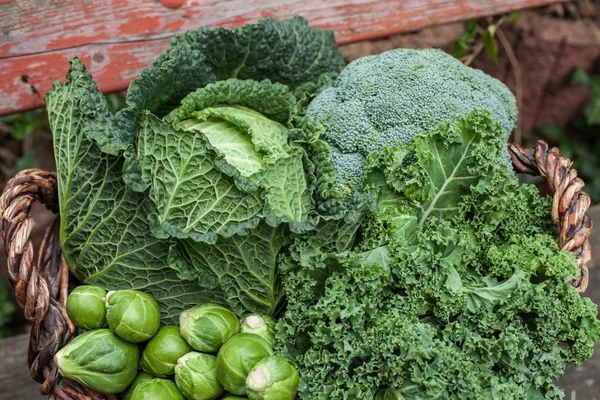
[0,110,46,175]
[0,280,15,338]
[0,93,125,178]
[105,93,127,114]
[572,67,600,125]
[453,13,523,64]
[453,13,525,144]
[534,67,600,201]
[453,20,501,64]
[0,111,46,140]
[10,149,36,176]
[453,20,479,60]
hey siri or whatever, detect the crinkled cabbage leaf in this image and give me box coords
[48,17,345,320]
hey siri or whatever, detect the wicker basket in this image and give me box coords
[0,140,593,400]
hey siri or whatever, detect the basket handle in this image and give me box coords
[509,140,592,293]
[0,169,106,400]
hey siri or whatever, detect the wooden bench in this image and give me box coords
[0,0,566,116]
[4,1,600,399]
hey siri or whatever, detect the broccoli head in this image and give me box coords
[306,48,518,193]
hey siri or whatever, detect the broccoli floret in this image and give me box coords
[306,48,518,192]
[330,148,365,196]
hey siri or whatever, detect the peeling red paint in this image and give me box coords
[162,0,186,9]
[164,19,186,31]
[43,33,107,55]
[217,15,253,28]
[0,0,566,115]
[119,16,163,35]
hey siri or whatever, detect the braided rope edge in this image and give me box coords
[509,140,592,293]
[0,169,106,400]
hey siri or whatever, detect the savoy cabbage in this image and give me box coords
[48,17,345,322]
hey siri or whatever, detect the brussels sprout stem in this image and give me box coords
[180,311,190,330]
[177,353,192,366]
[244,315,264,329]
[55,356,64,376]
[247,367,271,391]
[105,291,116,302]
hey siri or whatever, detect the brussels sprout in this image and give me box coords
[175,352,224,400]
[245,356,299,400]
[180,303,239,352]
[130,378,184,400]
[121,372,154,400]
[141,326,192,377]
[221,396,248,399]
[66,285,107,330]
[239,315,276,346]
[216,333,272,395]
[105,290,161,343]
[54,329,138,394]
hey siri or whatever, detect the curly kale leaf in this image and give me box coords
[361,110,506,247]
[276,111,600,399]
[279,207,599,399]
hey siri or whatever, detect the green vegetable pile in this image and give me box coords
[275,110,600,399]
[59,288,298,399]
[47,16,600,400]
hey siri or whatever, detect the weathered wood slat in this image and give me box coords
[0,0,565,115]
[0,333,41,400]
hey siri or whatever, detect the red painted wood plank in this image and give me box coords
[0,0,566,115]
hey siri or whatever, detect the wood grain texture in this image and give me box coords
[0,0,566,115]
